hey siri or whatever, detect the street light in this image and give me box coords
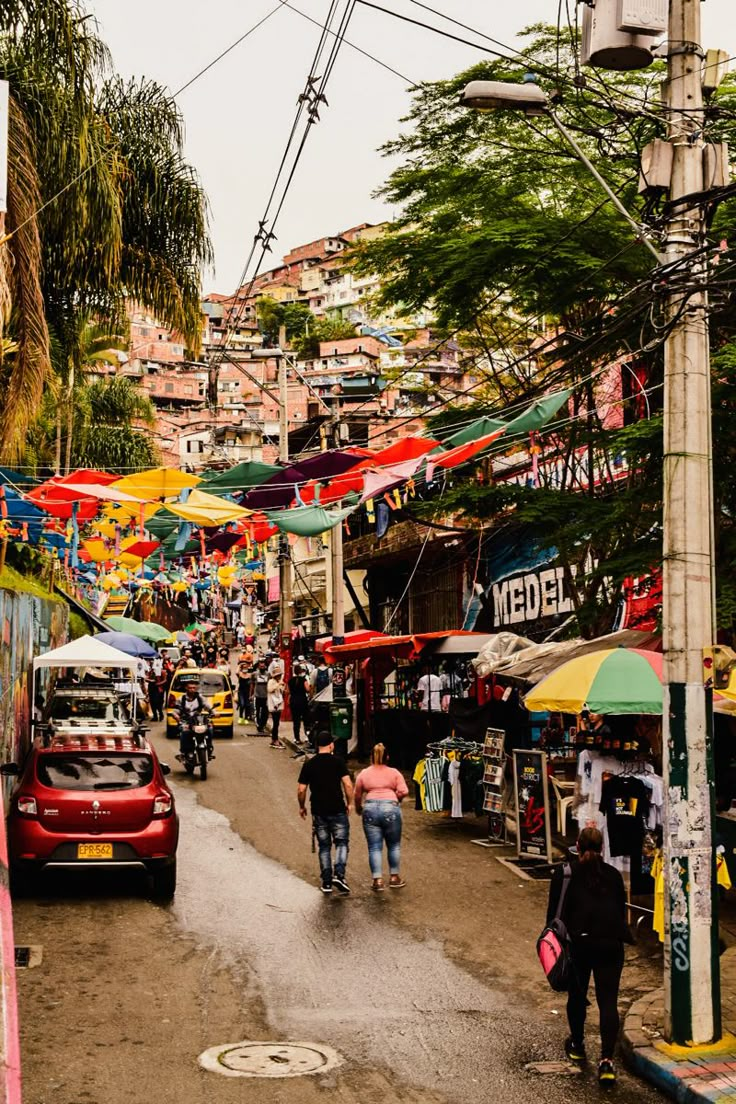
[459,79,661,262]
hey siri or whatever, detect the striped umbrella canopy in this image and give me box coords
[524,648,665,715]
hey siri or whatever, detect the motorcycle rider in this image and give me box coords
[174,681,215,762]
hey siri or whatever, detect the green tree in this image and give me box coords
[353,25,736,636]
[73,375,159,473]
[0,2,211,461]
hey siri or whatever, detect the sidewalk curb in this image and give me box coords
[622,958,736,1103]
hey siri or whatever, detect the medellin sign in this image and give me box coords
[490,563,579,630]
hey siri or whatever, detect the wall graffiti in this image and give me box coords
[0,589,67,800]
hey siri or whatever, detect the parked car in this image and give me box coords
[158,645,181,666]
[44,683,134,738]
[3,733,178,899]
[165,668,234,739]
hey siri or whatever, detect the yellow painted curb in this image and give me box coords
[653,1031,736,1059]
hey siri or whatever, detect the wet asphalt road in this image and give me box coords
[13,725,667,1104]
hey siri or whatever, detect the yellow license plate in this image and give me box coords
[77,843,113,860]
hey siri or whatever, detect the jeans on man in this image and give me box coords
[255,696,268,731]
[361,800,402,878]
[312,813,349,886]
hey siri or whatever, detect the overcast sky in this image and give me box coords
[88,0,736,294]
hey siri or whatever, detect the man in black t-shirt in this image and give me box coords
[297,733,354,895]
[288,664,310,747]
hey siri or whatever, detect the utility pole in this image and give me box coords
[330,386,347,701]
[277,337,293,682]
[661,0,720,1046]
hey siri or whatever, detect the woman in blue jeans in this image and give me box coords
[354,743,409,890]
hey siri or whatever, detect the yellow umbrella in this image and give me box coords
[112,467,201,501]
[82,538,110,563]
[103,500,161,523]
[171,580,188,593]
[164,489,250,526]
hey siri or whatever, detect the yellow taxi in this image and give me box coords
[166,668,234,740]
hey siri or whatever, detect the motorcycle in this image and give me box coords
[176,709,215,780]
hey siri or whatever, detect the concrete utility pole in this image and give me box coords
[277,344,293,655]
[661,0,720,1046]
[330,388,347,700]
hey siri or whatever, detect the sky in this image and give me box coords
[88,0,736,295]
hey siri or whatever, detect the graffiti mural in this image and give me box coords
[0,590,67,800]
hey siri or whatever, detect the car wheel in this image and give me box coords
[220,725,234,740]
[165,725,178,740]
[150,860,176,901]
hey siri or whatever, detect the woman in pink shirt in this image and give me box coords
[354,743,409,891]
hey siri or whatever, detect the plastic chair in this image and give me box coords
[550,776,574,837]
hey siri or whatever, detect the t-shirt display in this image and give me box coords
[298,754,349,816]
[599,775,650,857]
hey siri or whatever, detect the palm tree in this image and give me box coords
[73,375,159,473]
[0,1,211,462]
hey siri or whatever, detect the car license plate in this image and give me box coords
[77,843,113,860]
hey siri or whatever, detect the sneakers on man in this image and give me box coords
[332,876,350,895]
[320,883,333,895]
[598,1059,616,1084]
[564,1036,586,1064]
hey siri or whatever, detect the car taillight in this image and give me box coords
[223,693,233,708]
[153,792,173,817]
[17,796,37,817]
[167,694,176,708]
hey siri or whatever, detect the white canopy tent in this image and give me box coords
[33,635,138,672]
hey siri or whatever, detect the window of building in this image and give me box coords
[164,382,174,393]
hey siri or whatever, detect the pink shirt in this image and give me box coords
[354,764,409,805]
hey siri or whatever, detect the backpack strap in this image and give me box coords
[554,862,572,922]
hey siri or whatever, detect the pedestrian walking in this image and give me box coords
[236,652,252,724]
[252,660,269,733]
[545,827,630,1084]
[297,733,353,894]
[311,656,331,696]
[288,664,310,745]
[267,674,285,748]
[354,743,408,891]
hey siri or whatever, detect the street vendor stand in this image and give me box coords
[32,634,141,730]
[325,630,495,767]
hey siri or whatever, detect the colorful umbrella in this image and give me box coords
[242,451,366,511]
[524,648,665,715]
[104,616,171,643]
[163,489,250,526]
[93,631,156,658]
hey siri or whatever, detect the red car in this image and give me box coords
[3,734,179,899]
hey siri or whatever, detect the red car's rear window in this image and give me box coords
[37,755,154,792]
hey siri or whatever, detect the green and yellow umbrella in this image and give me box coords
[524,648,664,715]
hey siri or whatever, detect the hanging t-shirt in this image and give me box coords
[599,776,650,857]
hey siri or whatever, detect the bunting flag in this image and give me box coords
[164,489,250,526]
[425,430,505,481]
[441,389,572,448]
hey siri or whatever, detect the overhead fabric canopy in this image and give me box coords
[327,630,485,661]
[25,482,101,521]
[317,438,439,506]
[202,461,282,496]
[441,389,572,448]
[112,467,201,500]
[33,634,138,672]
[426,431,506,479]
[316,630,389,656]
[265,501,357,537]
[243,450,367,511]
[164,489,250,526]
[0,484,46,543]
[0,467,38,487]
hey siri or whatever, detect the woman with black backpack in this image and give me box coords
[546,827,630,1084]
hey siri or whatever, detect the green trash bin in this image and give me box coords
[329,700,353,759]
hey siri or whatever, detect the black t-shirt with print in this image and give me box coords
[599,775,650,857]
[298,753,348,816]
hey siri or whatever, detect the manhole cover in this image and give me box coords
[199,1041,342,1079]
